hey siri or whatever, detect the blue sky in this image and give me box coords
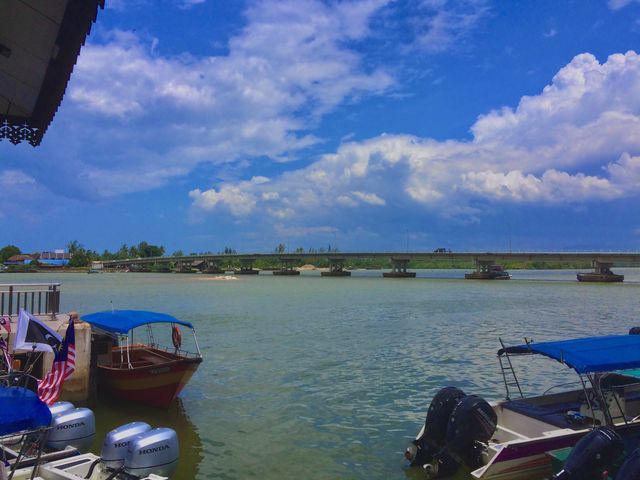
[2,0,640,254]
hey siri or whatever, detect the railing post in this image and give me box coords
[8,286,13,316]
[50,284,59,316]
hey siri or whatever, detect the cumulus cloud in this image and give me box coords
[191,50,640,221]
[57,0,394,197]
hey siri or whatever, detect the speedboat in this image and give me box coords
[405,332,640,479]
[0,381,178,479]
[81,310,203,408]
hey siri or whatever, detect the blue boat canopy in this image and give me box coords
[81,310,194,335]
[0,387,52,435]
[498,335,640,374]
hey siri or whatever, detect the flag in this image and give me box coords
[0,315,10,334]
[37,320,76,405]
[14,309,62,353]
[0,337,11,371]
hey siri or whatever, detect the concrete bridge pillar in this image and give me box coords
[274,257,301,276]
[321,257,351,277]
[383,256,416,278]
[465,259,510,280]
[236,257,259,275]
[577,261,624,282]
[203,259,225,274]
[175,261,194,273]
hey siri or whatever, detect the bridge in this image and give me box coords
[97,251,640,282]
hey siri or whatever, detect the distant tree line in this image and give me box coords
[0,241,166,268]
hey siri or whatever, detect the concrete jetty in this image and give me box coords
[1,283,92,401]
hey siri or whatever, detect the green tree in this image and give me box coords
[275,243,286,254]
[172,250,184,257]
[66,240,82,255]
[69,250,90,267]
[0,245,21,262]
[136,242,164,258]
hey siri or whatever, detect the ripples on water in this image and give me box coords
[5,269,640,479]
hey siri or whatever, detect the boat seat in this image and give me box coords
[502,400,588,429]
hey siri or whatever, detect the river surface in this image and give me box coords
[4,269,640,479]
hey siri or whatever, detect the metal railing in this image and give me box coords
[0,283,61,317]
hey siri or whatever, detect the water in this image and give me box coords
[4,269,640,479]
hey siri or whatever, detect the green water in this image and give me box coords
[4,269,640,479]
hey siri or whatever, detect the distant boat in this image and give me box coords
[465,264,511,280]
[82,310,202,408]
[577,271,624,282]
[87,268,102,274]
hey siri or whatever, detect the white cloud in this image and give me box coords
[189,185,256,216]
[412,0,490,53]
[608,0,640,10]
[190,50,640,221]
[351,191,386,205]
[61,0,394,196]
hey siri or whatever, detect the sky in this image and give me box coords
[2,0,640,254]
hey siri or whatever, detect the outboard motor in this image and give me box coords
[629,327,640,335]
[48,401,74,416]
[615,447,640,480]
[101,422,152,470]
[47,407,96,452]
[426,395,497,478]
[553,426,624,480]
[405,386,466,467]
[124,428,179,478]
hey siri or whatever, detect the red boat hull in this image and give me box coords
[97,346,202,408]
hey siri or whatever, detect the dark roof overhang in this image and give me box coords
[0,0,105,147]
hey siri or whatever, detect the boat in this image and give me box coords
[576,272,624,282]
[0,384,179,479]
[577,262,624,282]
[81,310,202,408]
[405,332,640,479]
[465,264,511,280]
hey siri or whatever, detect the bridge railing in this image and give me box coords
[0,283,61,317]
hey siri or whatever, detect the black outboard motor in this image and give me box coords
[426,395,498,478]
[553,426,624,480]
[629,327,640,335]
[405,387,466,467]
[615,447,640,479]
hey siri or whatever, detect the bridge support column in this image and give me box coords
[321,257,351,277]
[383,257,416,278]
[174,261,194,273]
[274,257,301,276]
[577,261,624,282]
[465,260,510,280]
[203,260,225,274]
[236,258,259,275]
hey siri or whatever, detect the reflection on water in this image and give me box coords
[85,397,202,479]
[3,269,640,479]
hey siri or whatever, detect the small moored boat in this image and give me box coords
[82,310,202,408]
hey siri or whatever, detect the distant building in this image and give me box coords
[38,250,72,266]
[5,254,34,265]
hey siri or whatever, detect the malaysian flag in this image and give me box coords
[37,320,76,405]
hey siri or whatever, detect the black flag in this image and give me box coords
[14,309,62,353]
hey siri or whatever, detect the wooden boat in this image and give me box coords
[82,310,202,408]
[465,264,511,280]
[406,333,640,479]
[577,272,624,282]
